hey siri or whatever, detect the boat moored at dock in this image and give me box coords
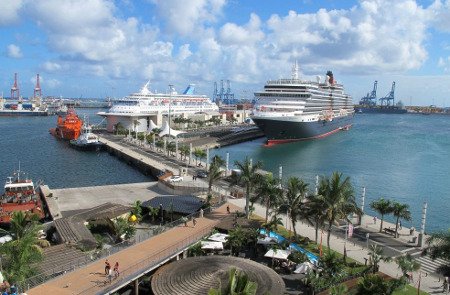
[49,109,83,140]
[70,120,104,151]
[251,63,354,145]
[0,167,45,224]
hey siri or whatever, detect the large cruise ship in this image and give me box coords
[98,82,218,133]
[251,63,354,145]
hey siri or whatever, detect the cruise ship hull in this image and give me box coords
[252,115,354,146]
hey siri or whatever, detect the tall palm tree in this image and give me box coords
[319,172,361,250]
[179,145,190,161]
[208,267,258,295]
[367,244,392,273]
[254,174,282,223]
[305,194,326,243]
[193,148,206,166]
[232,157,263,219]
[208,156,224,195]
[391,202,411,238]
[370,198,393,233]
[0,211,49,283]
[283,177,309,238]
[395,254,420,278]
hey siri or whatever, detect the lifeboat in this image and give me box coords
[49,109,83,140]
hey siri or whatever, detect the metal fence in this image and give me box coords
[17,201,226,293]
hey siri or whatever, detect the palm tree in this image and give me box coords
[179,145,190,161]
[130,200,143,222]
[356,274,404,295]
[0,211,49,283]
[232,157,263,219]
[263,215,284,232]
[395,254,420,278]
[227,226,246,256]
[208,267,257,295]
[425,229,450,260]
[367,244,392,273]
[167,141,176,156]
[319,251,344,278]
[319,172,361,250]
[305,194,326,243]
[391,202,411,238]
[254,174,282,223]
[370,198,393,232]
[147,206,159,222]
[207,156,224,195]
[112,217,136,242]
[193,148,206,166]
[283,177,308,238]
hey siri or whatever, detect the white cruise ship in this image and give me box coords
[251,63,354,145]
[98,82,218,133]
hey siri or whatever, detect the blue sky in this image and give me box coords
[1,0,449,106]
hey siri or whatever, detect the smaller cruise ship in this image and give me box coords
[98,82,219,133]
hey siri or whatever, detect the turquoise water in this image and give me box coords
[0,109,150,189]
[212,114,450,232]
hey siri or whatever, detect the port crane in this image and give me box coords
[379,82,395,106]
[359,80,377,106]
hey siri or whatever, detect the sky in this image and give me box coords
[1,0,450,106]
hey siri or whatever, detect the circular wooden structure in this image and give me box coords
[152,255,285,295]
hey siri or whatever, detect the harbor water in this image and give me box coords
[212,114,450,233]
[0,111,449,232]
[0,109,150,189]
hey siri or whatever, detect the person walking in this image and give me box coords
[114,262,120,278]
[226,205,230,214]
[192,217,197,227]
[107,268,113,284]
[373,216,377,224]
[199,208,204,218]
[104,259,111,275]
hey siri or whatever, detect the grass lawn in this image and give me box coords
[392,285,428,295]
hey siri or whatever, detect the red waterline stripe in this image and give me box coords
[265,124,353,146]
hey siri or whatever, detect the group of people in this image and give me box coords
[0,280,17,295]
[104,259,120,283]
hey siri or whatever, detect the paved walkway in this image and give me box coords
[229,198,444,294]
[27,203,240,295]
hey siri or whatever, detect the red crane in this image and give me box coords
[11,73,20,99]
[34,74,42,97]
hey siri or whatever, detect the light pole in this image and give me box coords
[366,233,370,249]
[168,84,173,138]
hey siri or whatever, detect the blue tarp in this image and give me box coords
[259,229,319,265]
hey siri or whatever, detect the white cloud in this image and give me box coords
[219,13,264,45]
[6,44,23,58]
[428,0,450,32]
[437,56,450,72]
[153,0,226,36]
[0,0,23,26]
[41,61,62,72]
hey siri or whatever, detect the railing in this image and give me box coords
[17,202,226,293]
[77,226,213,295]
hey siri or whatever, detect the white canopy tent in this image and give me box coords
[158,121,185,138]
[208,233,229,243]
[294,262,315,274]
[201,241,224,250]
[147,120,160,133]
[264,249,291,260]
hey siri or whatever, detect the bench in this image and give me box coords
[383,228,396,235]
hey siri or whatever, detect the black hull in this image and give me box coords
[355,106,407,114]
[252,115,353,145]
[69,141,104,151]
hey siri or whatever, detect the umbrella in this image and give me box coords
[201,241,224,250]
[264,249,291,260]
[294,262,315,274]
[208,233,229,243]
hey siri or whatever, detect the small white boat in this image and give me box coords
[70,120,103,151]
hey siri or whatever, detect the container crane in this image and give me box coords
[359,80,377,106]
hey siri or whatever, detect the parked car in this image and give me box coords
[196,171,208,178]
[168,175,183,183]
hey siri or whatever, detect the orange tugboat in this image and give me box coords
[0,166,45,224]
[49,109,83,140]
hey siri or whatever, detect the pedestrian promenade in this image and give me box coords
[229,198,444,294]
[27,203,240,295]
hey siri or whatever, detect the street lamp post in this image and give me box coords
[366,233,370,249]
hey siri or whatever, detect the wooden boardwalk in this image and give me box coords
[27,203,241,295]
